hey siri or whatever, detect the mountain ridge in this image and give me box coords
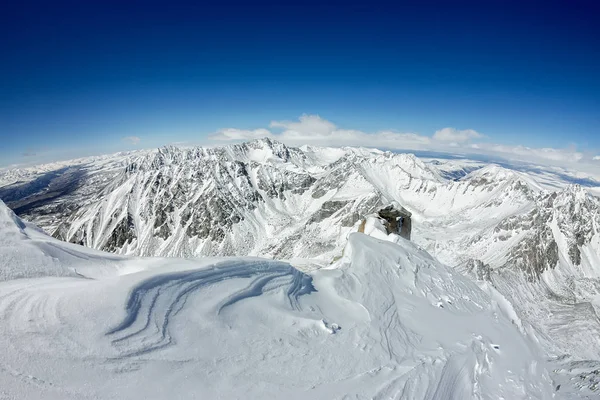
[2,139,600,396]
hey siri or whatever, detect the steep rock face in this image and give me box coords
[551,187,599,266]
[488,185,600,279]
[105,213,136,252]
[310,156,357,199]
[307,200,350,224]
[54,143,283,255]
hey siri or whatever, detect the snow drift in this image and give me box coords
[0,200,556,399]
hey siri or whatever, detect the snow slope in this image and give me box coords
[0,200,557,399]
[2,139,600,397]
[0,199,132,281]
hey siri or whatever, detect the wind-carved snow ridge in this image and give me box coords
[106,260,315,357]
[0,198,559,399]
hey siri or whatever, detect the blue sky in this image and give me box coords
[1,1,599,167]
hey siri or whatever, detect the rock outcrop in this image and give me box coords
[357,204,412,241]
[377,204,412,240]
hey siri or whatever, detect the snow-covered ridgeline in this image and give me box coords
[2,139,600,396]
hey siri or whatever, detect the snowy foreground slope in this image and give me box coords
[0,201,558,399]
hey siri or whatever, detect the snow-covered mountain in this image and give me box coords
[0,200,557,399]
[0,139,540,262]
[0,139,444,260]
[451,185,600,393]
[2,138,600,397]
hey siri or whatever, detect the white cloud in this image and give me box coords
[479,144,584,164]
[213,114,432,150]
[594,155,600,161]
[270,114,337,137]
[210,114,590,167]
[280,129,432,149]
[433,127,483,142]
[122,136,141,145]
[210,128,272,141]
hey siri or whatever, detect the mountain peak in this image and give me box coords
[466,164,516,181]
[223,138,295,164]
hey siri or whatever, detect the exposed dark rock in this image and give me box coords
[64,225,87,246]
[507,225,559,280]
[340,211,360,227]
[311,165,352,199]
[51,223,69,242]
[489,185,599,279]
[307,201,349,224]
[377,204,412,240]
[184,193,246,242]
[104,214,136,251]
[256,166,315,199]
[569,244,582,266]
